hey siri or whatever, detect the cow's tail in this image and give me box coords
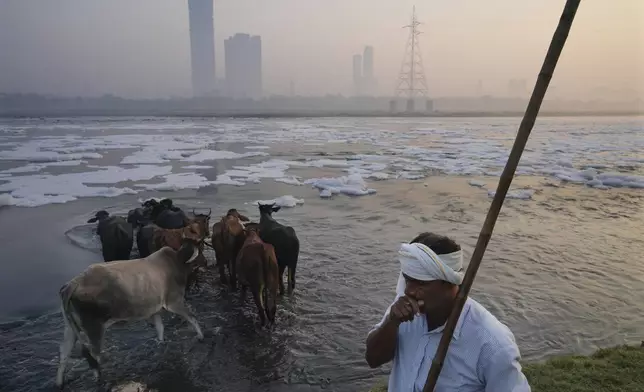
[59,281,86,345]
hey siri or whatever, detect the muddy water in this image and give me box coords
[1,172,643,392]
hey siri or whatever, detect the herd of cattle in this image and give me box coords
[55,198,300,388]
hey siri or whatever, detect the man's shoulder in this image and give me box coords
[463,298,520,353]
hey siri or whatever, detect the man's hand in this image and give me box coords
[388,296,422,324]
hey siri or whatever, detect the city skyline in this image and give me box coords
[0,0,641,100]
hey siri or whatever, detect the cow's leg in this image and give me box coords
[263,287,274,326]
[216,256,228,284]
[252,287,266,327]
[80,319,104,383]
[218,263,228,284]
[166,301,204,340]
[230,259,237,290]
[240,284,247,302]
[55,320,77,388]
[153,313,164,342]
[288,262,297,295]
[278,264,286,296]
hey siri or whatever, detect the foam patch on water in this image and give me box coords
[183,165,212,169]
[468,180,487,188]
[1,117,643,207]
[137,172,213,191]
[212,174,245,186]
[0,165,171,207]
[0,160,86,174]
[274,176,303,186]
[304,174,377,198]
[487,189,535,200]
[252,195,304,208]
[0,193,17,207]
[182,149,268,163]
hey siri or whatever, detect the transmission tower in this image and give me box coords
[394,6,429,112]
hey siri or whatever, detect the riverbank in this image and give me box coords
[369,344,644,392]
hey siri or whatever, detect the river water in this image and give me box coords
[0,116,643,391]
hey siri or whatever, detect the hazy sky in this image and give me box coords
[0,0,642,99]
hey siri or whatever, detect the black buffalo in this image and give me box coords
[154,199,189,229]
[88,210,134,262]
[127,199,159,258]
[257,203,300,295]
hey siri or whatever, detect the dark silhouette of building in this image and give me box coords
[362,46,377,96]
[224,33,262,99]
[188,0,216,97]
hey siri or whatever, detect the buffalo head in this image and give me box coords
[87,210,110,224]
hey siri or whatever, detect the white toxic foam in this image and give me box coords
[304,174,377,198]
[0,165,171,207]
[137,172,214,191]
[468,180,487,188]
[0,160,86,175]
[182,149,268,162]
[487,189,535,200]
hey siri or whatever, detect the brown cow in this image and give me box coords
[212,209,250,288]
[190,208,211,238]
[236,227,279,326]
[149,221,207,294]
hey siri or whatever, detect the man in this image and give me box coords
[365,232,531,392]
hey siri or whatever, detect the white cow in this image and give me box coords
[55,237,204,388]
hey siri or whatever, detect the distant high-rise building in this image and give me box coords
[363,46,374,79]
[362,46,378,96]
[188,0,216,97]
[353,54,362,96]
[225,33,262,99]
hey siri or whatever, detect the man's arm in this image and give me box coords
[365,316,400,368]
[483,344,531,392]
[365,295,419,368]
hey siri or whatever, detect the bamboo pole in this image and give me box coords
[422,1,581,391]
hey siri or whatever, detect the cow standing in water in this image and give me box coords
[55,237,204,388]
[87,210,134,262]
[236,226,279,326]
[133,199,206,258]
[212,209,249,289]
[257,203,300,295]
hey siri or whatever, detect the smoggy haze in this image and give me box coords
[0,0,642,100]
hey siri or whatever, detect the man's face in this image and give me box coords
[403,273,451,314]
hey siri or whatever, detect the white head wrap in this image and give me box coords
[395,242,465,296]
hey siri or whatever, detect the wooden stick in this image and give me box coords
[422,1,581,390]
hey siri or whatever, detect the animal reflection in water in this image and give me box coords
[57,198,300,388]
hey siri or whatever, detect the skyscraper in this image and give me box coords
[362,46,377,96]
[188,0,216,97]
[363,46,374,80]
[224,33,262,99]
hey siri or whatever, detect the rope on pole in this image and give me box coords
[422,1,582,390]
